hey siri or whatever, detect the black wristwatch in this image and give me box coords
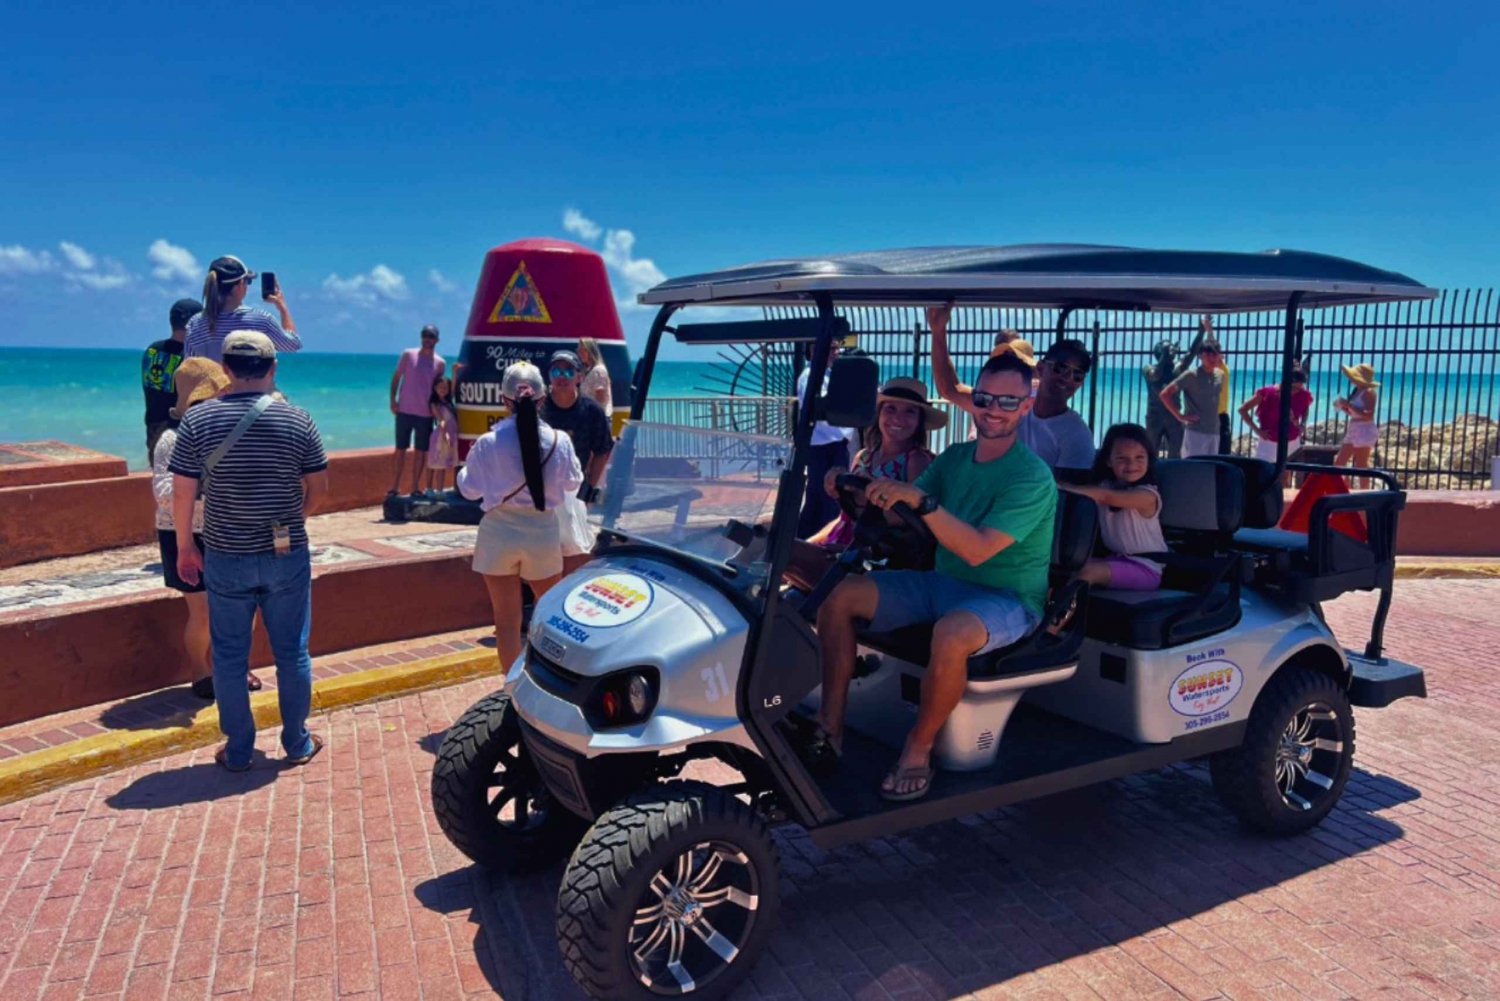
[577,483,601,504]
[915,494,940,517]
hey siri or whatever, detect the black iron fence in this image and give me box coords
[760,291,1499,490]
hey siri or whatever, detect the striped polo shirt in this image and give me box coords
[184,307,303,361]
[169,393,329,554]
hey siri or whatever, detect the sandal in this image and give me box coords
[215,746,252,773]
[286,734,324,766]
[880,761,935,802]
[247,673,262,692]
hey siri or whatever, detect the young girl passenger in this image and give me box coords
[1060,423,1166,591]
[426,377,459,492]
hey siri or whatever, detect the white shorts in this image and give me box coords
[473,504,563,581]
[1254,438,1306,463]
[1181,428,1220,457]
[558,493,595,558]
[1343,421,1379,449]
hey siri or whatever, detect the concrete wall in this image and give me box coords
[0,447,395,570]
[0,550,491,728]
[1391,490,1500,557]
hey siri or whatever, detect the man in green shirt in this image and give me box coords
[813,353,1057,802]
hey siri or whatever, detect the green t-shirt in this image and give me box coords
[913,441,1057,617]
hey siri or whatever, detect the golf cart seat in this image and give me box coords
[1086,459,1245,651]
[1198,454,1395,603]
[858,489,1099,678]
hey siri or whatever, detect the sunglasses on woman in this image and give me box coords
[971,391,1026,411]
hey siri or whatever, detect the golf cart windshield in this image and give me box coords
[598,421,791,572]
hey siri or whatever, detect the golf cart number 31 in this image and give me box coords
[701,662,777,706]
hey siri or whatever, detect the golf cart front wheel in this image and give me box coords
[556,781,779,1000]
[1210,666,1355,836]
[430,690,585,871]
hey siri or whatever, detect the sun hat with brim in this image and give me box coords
[170,358,231,420]
[1342,363,1380,388]
[876,376,948,431]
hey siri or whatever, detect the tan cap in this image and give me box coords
[221,330,276,360]
[170,358,231,420]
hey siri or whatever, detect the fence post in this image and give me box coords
[1089,320,1100,432]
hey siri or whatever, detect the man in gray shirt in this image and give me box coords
[1160,337,1226,457]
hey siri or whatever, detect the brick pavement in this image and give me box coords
[1,579,1498,1000]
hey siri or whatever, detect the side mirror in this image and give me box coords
[821,355,879,429]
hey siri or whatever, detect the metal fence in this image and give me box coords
[757,292,1500,490]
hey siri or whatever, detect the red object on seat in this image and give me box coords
[1280,473,1368,543]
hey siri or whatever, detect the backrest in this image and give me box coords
[1192,455,1283,529]
[1156,460,1245,543]
[1051,489,1099,575]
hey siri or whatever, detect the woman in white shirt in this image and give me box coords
[458,362,583,670]
[577,338,613,419]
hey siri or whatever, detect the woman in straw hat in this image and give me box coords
[151,359,260,699]
[1333,363,1380,488]
[784,376,942,591]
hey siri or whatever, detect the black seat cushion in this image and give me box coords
[1086,585,1241,650]
[1233,526,1380,602]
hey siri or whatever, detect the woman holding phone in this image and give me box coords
[184,255,303,362]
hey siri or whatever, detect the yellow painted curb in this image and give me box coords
[0,647,500,807]
[1394,561,1500,580]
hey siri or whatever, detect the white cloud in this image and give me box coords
[428,268,458,294]
[563,208,603,242]
[59,241,96,270]
[559,209,669,311]
[0,245,57,275]
[148,239,201,281]
[323,264,411,305]
[73,272,130,290]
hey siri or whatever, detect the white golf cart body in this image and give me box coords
[437,244,1436,1000]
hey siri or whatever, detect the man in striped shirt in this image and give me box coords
[170,331,329,772]
[184,256,303,362]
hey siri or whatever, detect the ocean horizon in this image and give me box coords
[3,345,1494,471]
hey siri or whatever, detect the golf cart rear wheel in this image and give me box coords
[1210,666,1355,836]
[430,690,585,871]
[556,781,779,999]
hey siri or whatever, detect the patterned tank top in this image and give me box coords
[825,446,935,548]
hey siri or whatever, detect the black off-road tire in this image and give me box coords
[1210,666,1356,836]
[430,690,585,871]
[556,781,779,1000]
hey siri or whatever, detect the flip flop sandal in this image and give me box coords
[247,674,262,692]
[214,746,252,773]
[880,762,935,802]
[286,734,324,766]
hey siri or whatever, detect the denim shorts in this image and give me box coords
[868,570,1040,655]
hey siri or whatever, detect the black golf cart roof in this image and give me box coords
[638,244,1436,313]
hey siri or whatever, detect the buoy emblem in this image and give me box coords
[487,261,552,323]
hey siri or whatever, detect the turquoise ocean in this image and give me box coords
[2,346,1493,471]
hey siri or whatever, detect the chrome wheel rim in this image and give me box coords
[486,740,552,834]
[630,840,761,995]
[1274,701,1344,812]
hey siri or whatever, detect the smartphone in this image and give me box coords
[260,272,278,300]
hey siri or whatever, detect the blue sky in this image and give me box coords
[2,1,1496,357]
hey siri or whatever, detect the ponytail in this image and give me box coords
[513,396,547,511]
[202,272,223,335]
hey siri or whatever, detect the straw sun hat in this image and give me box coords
[876,376,948,430]
[169,358,231,420]
[1341,363,1380,388]
[989,339,1038,368]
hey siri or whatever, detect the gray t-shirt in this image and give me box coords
[1018,409,1096,469]
[1168,367,1225,421]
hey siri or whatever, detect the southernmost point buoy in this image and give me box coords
[454,239,632,458]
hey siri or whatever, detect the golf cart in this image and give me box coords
[432,245,1434,1000]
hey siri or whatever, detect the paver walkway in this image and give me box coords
[1,579,1499,1000]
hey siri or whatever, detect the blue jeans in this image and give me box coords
[204,546,316,768]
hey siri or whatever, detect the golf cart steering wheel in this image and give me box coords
[834,473,938,568]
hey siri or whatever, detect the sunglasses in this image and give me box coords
[549,365,577,379]
[971,391,1026,412]
[1050,362,1089,382]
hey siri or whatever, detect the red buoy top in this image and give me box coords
[461,239,626,345]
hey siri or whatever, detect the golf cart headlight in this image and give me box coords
[627,673,650,715]
[588,668,659,728]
